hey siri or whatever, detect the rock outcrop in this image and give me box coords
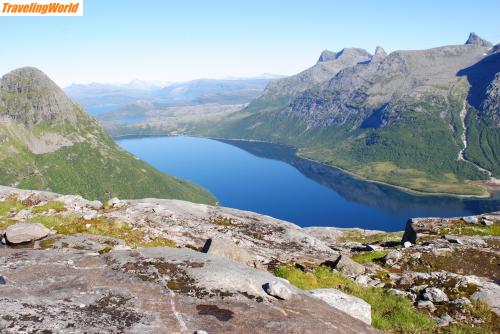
[310,288,372,325]
[0,246,378,333]
[4,223,50,244]
[465,32,493,48]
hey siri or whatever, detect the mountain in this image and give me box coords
[155,77,271,104]
[243,48,372,114]
[210,34,499,196]
[66,77,273,116]
[64,82,160,115]
[0,67,215,204]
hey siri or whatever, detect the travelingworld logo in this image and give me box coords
[1,0,82,16]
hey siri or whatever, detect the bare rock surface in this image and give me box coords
[0,186,339,267]
[310,288,372,325]
[0,245,379,334]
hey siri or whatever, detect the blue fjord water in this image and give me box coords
[117,136,499,231]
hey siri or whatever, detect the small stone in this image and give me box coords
[1,237,5,245]
[365,244,384,252]
[106,197,120,208]
[462,216,478,224]
[194,331,208,334]
[411,284,428,294]
[444,235,463,244]
[354,275,370,286]
[79,304,86,308]
[422,287,449,303]
[88,200,103,210]
[437,313,454,326]
[410,252,421,259]
[451,297,471,306]
[264,281,293,300]
[388,288,413,301]
[417,300,436,312]
[403,241,412,248]
[14,209,32,220]
[111,245,132,252]
[0,276,6,284]
[481,219,493,226]
[383,251,401,266]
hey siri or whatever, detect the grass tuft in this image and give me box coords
[352,250,390,264]
[31,201,66,214]
[274,264,437,333]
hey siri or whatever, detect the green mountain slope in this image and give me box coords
[209,34,500,197]
[0,67,215,204]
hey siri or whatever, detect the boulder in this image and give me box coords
[383,251,401,266]
[417,300,436,312]
[462,216,478,224]
[437,313,454,326]
[329,255,365,276]
[106,197,120,208]
[310,288,371,325]
[471,281,500,316]
[422,287,448,303]
[263,281,293,300]
[202,238,256,267]
[481,219,493,226]
[5,223,50,244]
[365,244,384,252]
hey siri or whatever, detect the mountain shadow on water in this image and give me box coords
[217,139,500,216]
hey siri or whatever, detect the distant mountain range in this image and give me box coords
[205,33,499,197]
[65,75,282,115]
[0,67,215,203]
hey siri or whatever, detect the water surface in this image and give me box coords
[117,136,499,231]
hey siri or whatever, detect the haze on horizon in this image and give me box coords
[0,0,499,87]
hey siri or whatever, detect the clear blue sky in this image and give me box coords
[1,0,499,86]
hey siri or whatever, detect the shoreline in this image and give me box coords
[113,133,496,199]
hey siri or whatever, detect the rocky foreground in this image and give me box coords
[0,185,499,333]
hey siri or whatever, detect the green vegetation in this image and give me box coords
[337,230,403,244]
[209,216,236,227]
[29,214,176,248]
[0,112,216,204]
[205,88,496,197]
[274,265,437,333]
[275,264,498,333]
[464,108,500,176]
[352,250,390,264]
[0,198,24,217]
[437,221,500,237]
[31,201,66,214]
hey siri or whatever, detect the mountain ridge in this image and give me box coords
[205,33,499,197]
[0,67,215,203]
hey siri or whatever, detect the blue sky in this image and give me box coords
[1,0,499,86]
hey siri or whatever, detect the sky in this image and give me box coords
[0,0,499,87]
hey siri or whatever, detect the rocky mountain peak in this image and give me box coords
[371,46,387,62]
[0,67,76,127]
[465,32,492,48]
[317,50,338,63]
[317,48,372,64]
